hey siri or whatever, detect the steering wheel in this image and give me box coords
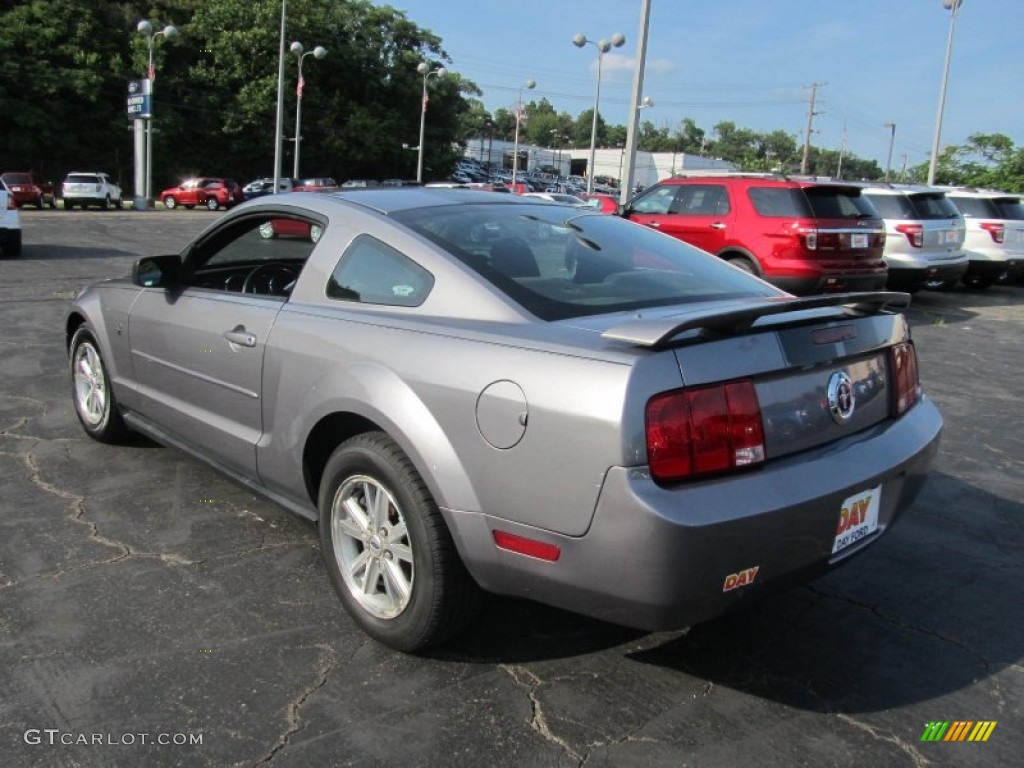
[242,263,297,296]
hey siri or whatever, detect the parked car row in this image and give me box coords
[615,174,1023,295]
[0,170,124,210]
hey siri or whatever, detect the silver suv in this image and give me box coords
[61,172,123,210]
[943,188,1024,288]
[859,184,967,292]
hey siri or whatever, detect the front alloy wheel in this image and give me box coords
[206,198,219,211]
[69,326,129,443]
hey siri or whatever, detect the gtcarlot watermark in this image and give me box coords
[24,729,203,746]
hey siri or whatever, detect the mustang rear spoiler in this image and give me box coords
[601,292,911,348]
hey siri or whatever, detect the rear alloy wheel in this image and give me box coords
[36,195,45,209]
[101,196,111,210]
[163,196,177,210]
[48,195,57,210]
[206,198,219,211]
[318,432,479,651]
[727,256,758,275]
[69,326,129,443]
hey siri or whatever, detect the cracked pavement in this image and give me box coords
[1,211,1021,767]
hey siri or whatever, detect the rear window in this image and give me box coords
[2,173,31,184]
[991,197,1024,220]
[65,174,100,184]
[802,187,877,219]
[747,187,811,217]
[909,193,961,219]
[948,196,999,218]
[864,193,915,219]
[393,203,781,321]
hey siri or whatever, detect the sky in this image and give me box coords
[376,0,1021,171]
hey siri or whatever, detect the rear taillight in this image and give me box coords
[646,380,765,483]
[895,223,924,248]
[890,342,920,416]
[979,222,1005,244]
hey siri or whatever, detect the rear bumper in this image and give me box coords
[887,261,969,289]
[966,258,1023,281]
[449,397,942,631]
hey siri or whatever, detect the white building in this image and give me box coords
[462,137,733,189]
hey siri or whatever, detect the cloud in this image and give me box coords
[596,55,676,79]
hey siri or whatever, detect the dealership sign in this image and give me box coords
[127,79,152,119]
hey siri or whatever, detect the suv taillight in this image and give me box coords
[979,222,1005,244]
[889,342,920,416]
[646,380,765,483]
[895,224,924,248]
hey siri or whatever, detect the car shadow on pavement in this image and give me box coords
[18,244,140,261]
[621,469,1021,713]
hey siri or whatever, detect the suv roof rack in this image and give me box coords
[671,170,785,180]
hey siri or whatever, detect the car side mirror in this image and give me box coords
[132,254,182,289]
[617,203,630,218]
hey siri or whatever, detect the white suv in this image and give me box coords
[943,188,1024,288]
[859,184,968,292]
[0,179,22,256]
[61,172,123,210]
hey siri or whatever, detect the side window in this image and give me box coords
[186,215,320,296]
[327,235,433,307]
[630,185,679,214]
[671,184,729,215]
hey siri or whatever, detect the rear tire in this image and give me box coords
[206,198,219,211]
[318,432,480,652]
[69,326,130,443]
[727,256,758,275]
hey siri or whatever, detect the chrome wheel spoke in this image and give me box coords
[381,558,411,604]
[388,542,412,564]
[361,557,381,596]
[335,514,364,542]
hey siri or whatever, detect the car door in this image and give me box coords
[627,183,733,254]
[128,214,319,477]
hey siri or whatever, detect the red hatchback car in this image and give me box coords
[0,171,57,209]
[622,174,887,295]
[160,178,244,211]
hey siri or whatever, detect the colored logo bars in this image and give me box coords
[921,721,997,742]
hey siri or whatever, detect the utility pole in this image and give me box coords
[900,154,909,182]
[884,122,897,181]
[836,121,848,179]
[800,82,825,175]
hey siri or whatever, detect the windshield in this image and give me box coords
[393,203,781,321]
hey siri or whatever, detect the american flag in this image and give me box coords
[297,75,305,98]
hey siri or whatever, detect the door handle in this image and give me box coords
[709,222,726,230]
[223,328,257,347]
[645,221,660,228]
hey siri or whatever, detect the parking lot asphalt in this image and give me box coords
[1,209,1021,767]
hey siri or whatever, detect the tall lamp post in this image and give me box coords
[272,0,287,193]
[512,78,536,187]
[290,41,326,179]
[927,0,963,186]
[137,20,177,208]
[416,62,446,183]
[573,31,625,194]
[884,122,897,182]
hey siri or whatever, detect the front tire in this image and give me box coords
[318,432,479,652]
[163,196,177,210]
[69,326,130,443]
[206,198,219,211]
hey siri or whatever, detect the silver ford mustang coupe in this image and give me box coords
[66,189,941,651]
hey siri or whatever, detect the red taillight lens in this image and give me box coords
[895,223,924,248]
[646,380,766,483]
[979,222,1005,243]
[890,342,920,416]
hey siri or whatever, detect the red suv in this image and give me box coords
[0,171,57,209]
[622,175,887,294]
[160,177,244,211]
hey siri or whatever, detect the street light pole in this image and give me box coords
[512,78,536,187]
[927,0,963,186]
[884,122,897,182]
[416,62,446,184]
[273,0,287,193]
[290,41,327,179]
[573,32,625,195]
[137,20,177,208]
